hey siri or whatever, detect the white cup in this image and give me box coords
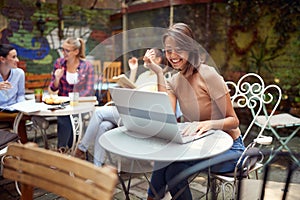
[69,92,79,106]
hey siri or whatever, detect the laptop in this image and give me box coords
[109,87,214,144]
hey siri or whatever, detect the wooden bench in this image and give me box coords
[2,142,118,200]
[25,73,52,94]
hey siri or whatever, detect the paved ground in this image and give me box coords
[1,122,299,200]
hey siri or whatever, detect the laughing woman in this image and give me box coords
[144,23,245,200]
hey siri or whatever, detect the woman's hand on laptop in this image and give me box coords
[182,121,212,136]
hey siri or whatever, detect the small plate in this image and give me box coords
[43,101,64,105]
[43,96,70,105]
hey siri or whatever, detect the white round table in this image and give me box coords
[99,126,233,199]
[13,101,95,153]
[99,126,233,162]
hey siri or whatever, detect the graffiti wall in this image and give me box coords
[0,0,112,74]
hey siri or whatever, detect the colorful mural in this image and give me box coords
[0,0,111,73]
[0,0,53,72]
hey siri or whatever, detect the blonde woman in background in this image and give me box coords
[49,37,95,152]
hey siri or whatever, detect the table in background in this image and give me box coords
[94,82,118,105]
[13,99,96,154]
[99,126,233,199]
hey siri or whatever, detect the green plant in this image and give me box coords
[226,0,299,76]
[246,36,280,75]
[274,68,300,107]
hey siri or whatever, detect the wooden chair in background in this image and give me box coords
[91,59,102,75]
[101,61,122,102]
[25,73,52,94]
[102,61,121,83]
[0,112,17,131]
[2,142,118,200]
[90,59,102,104]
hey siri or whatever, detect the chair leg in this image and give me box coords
[223,181,235,200]
[255,170,259,179]
[210,177,219,200]
[20,183,33,200]
[17,119,28,144]
[211,177,235,200]
[265,126,300,165]
[210,177,226,200]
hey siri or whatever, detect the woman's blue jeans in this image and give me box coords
[147,135,245,200]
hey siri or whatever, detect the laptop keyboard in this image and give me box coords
[178,122,199,136]
[178,122,214,143]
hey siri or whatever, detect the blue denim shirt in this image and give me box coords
[0,68,25,110]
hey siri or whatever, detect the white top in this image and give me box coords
[135,71,157,92]
[66,71,79,85]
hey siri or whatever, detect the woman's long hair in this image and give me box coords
[162,23,203,75]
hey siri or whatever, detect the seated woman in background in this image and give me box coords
[74,48,171,166]
[0,44,28,143]
[49,37,95,152]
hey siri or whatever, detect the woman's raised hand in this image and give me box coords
[128,57,138,70]
[54,67,64,81]
[143,49,163,74]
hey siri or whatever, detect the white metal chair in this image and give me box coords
[231,73,300,164]
[226,73,282,141]
[211,73,282,199]
[165,150,300,200]
[256,112,300,165]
